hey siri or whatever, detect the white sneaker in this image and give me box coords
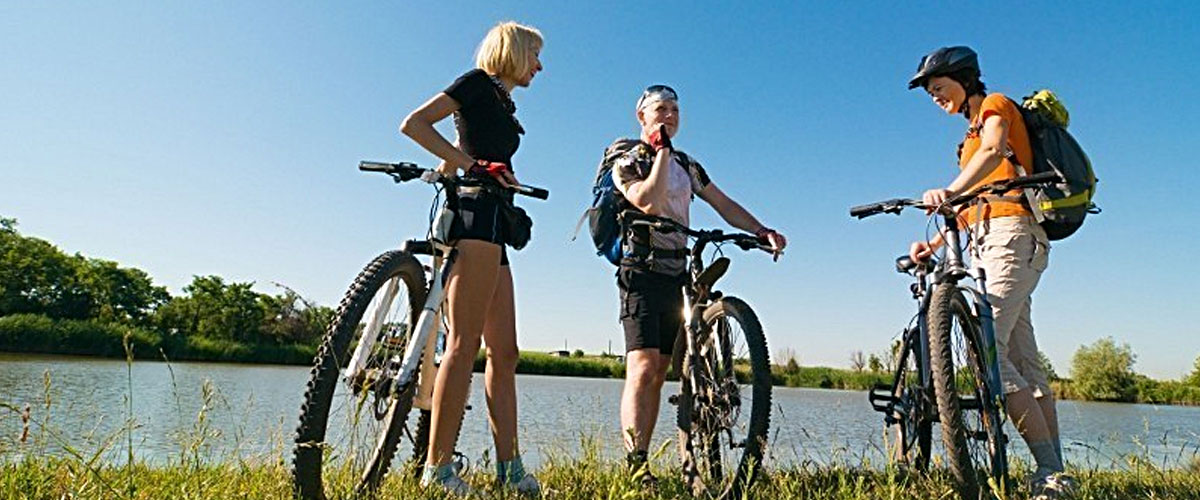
[1031,472,1078,499]
[423,470,478,497]
[504,473,541,496]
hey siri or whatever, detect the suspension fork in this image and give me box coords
[395,246,457,397]
[345,276,403,386]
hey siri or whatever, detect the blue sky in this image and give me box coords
[2,2,1198,379]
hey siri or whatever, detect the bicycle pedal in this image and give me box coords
[868,384,899,413]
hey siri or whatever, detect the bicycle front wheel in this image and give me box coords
[292,250,428,499]
[677,297,772,500]
[928,285,1009,499]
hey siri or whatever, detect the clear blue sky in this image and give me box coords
[3,2,1198,379]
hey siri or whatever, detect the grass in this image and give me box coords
[2,353,1199,499]
[3,452,1200,499]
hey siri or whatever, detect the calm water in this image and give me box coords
[1,353,1197,470]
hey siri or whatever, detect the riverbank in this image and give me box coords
[3,454,1198,499]
[0,314,316,365]
[4,314,1200,405]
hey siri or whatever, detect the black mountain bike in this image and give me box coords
[291,161,547,499]
[621,212,775,500]
[850,171,1062,499]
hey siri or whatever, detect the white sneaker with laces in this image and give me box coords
[423,470,478,497]
[1031,472,1078,499]
[506,473,541,496]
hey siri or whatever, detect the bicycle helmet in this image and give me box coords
[907,46,979,90]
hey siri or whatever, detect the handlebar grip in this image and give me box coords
[359,161,394,172]
[849,203,881,218]
[514,185,550,200]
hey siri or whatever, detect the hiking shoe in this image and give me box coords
[626,451,657,490]
[635,468,658,490]
[1031,472,1078,499]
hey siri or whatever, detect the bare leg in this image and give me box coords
[1007,387,1062,474]
[426,240,501,467]
[620,349,670,452]
[482,265,519,462]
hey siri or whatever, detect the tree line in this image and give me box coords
[0,217,332,363]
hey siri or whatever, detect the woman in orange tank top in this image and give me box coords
[906,46,1075,499]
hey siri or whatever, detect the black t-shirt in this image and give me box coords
[444,69,522,170]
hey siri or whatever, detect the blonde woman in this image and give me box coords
[401,21,543,496]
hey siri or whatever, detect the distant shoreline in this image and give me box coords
[3,326,1198,407]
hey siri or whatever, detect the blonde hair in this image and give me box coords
[475,21,543,81]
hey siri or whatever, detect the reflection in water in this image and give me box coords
[1,354,1197,470]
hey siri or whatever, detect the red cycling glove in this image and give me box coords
[647,124,673,152]
[468,160,511,181]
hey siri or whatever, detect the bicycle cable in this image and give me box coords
[426,184,445,241]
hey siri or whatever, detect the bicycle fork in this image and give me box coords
[394,248,456,399]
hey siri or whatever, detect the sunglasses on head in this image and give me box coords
[637,84,679,109]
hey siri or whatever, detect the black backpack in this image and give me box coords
[1009,90,1099,240]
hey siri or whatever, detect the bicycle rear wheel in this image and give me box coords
[928,286,1009,499]
[292,250,427,499]
[677,297,772,500]
[887,331,932,470]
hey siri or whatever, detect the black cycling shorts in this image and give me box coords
[618,266,685,354]
[449,188,510,266]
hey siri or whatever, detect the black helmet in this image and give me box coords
[907,46,979,90]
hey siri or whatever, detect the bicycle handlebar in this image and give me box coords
[621,212,773,253]
[848,171,1061,219]
[358,161,550,200]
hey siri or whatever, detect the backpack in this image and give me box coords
[1009,90,1099,240]
[585,139,641,265]
[582,139,701,265]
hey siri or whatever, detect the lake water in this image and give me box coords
[1,353,1197,471]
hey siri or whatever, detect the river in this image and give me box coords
[1,354,1197,471]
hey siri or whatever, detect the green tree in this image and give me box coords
[0,224,91,319]
[1037,350,1059,381]
[76,258,169,325]
[259,286,331,345]
[1185,355,1200,387]
[1070,337,1138,401]
[867,354,883,373]
[155,276,264,342]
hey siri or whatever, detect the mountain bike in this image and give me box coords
[849,171,1061,499]
[621,212,775,500]
[291,161,548,499]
